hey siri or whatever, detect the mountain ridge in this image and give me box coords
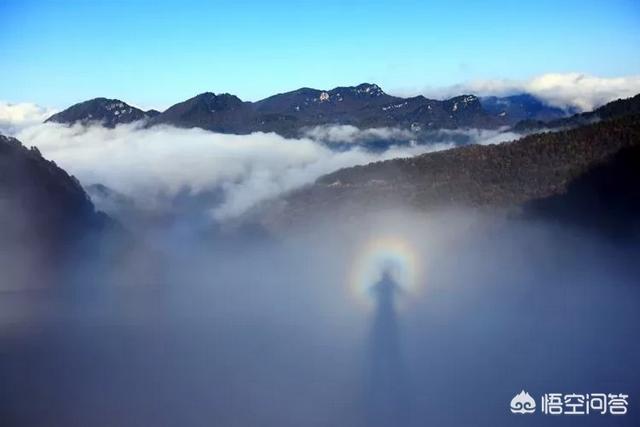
[147,84,499,135]
[45,84,570,136]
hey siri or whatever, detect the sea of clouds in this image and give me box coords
[13,122,458,220]
[0,99,515,221]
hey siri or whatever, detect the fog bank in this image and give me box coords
[13,122,515,220]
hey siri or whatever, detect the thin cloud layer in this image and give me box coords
[434,128,520,146]
[403,73,640,112]
[303,125,416,144]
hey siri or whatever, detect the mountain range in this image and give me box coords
[1,91,638,274]
[45,84,569,136]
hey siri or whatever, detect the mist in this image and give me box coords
[1,197,639,426]
[11,122,516,220]
[1,120,639,427]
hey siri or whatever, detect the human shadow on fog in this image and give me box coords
[364,271,413,427]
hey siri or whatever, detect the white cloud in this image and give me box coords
[303,125,416,144]
[15,123,455,220]
[398,73,640,112]
[0,101,56,134]
[524,74,640,111]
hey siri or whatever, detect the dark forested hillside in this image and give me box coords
[0,135,109,236]
[277,115,640,226]
[0,134,115,286]
[524,144,640,239]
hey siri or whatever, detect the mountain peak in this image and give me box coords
[148,91,251,132]
[354,83,385,96]
[448,94,479,103]
[194,91,217,99]
[443,94,482,114]
[45,97,149,127]
[191,92,243,104]
[328,83,386,98]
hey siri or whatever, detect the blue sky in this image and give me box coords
[1,0,639,109]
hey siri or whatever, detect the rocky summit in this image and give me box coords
[45,98,158,128]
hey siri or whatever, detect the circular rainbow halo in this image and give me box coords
[349,236,421,309]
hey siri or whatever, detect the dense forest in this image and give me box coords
[279,114,640,228]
